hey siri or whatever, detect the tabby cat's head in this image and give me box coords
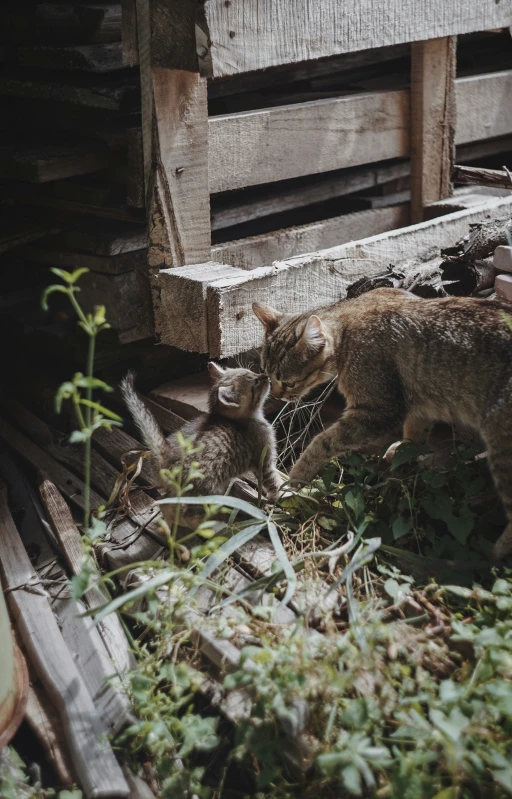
[252,302,335,401]
[207,363,269,419]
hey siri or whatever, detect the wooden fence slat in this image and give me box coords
[207,70,512,194]
[203,0,512,78]
[410,37,456,222]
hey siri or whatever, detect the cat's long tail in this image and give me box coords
[120,372,168,470]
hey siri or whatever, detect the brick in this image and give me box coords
[494,245,512,273]
[495,273,512,303]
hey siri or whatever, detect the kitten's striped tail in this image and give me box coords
[120,372,168,470]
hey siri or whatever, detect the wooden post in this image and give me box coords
[410,36,456,223]
[135,0,211,278]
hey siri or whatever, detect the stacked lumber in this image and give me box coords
[2,23,512,350]
[0,1,148,343]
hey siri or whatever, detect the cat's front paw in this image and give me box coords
[289,458,317,486]
[383,441,402,463]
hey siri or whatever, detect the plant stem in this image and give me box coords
[83,331,96,531]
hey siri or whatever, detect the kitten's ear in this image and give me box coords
[300,315,326,350]
[217,385,240,408]
[252,302,281,334]
[208,362,225,382]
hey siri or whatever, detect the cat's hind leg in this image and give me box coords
[482,392,512,560]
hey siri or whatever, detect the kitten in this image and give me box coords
[120,363,282,529]
[253,289,512,558]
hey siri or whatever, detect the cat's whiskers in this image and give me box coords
[276,377,337,466]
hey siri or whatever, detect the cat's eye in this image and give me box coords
[282,381,296,389]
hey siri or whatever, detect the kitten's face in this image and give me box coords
[208,363,270,418]
[252,303,334,402]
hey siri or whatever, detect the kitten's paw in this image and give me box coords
[383,441,402,463]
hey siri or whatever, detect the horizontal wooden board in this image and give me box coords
[0,4,122,45]
[208,70,512,193]
[208,89,410,193]
[43,222,147,255]
[0,69,139,111]
[0,140,112,183]
[203,0,512,77]
[210,160,409,230]
[21,245,148,275]
[156,195,512,355]
[455,71,512,145]
[80,266,153,340]
[18,43,124,73]
[213,204,410,270]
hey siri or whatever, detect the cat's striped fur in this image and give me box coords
[253,288,512,558]
[121,364,282,529]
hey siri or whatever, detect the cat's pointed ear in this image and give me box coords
[208,362,225,382]
[300,315,326,350]
[252,302,281,334]
[217,385,240,408]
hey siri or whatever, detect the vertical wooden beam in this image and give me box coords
[134,0,211,339]
[136,0,211,269]
[121,0,139,66]
[410,36,456,223]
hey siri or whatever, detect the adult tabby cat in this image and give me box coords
[253,289,512,558]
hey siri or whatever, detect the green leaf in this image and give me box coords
[429,707,468,742]
[267,521,296,606]
[392,515,413,540]
[68,429,90,444]
[41,283,69,311]
[87,570,179,623]
[58,791,83,799]
[193,523,265,588]
[384,578,411,601]
[74,376,113,393]
[157,495,267,520]
[71,570,90,602]
[54,381,76,413]
[50,266,89,284]
[446,512,473,544]
[78,399,122,421]
[390,441,430,469]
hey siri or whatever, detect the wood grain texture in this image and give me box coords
[213,204,410,270]
[121,0,138,65]
[18,43,125,73]
[158,195,512,355]
[203,0,512,77]
[208,89,410,193]
[154,263,247,351]
[148,69,211,270]
[0,485,129,799]
[208,70,512,194]
[455,70,512,145]
[410,37,455,222]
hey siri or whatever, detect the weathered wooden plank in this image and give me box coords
[24,683,75,786]
[79,263,153,340]
[208,70,512,194]
[410,37,455,222]
[0,207,61,255]
[18,43,125,73]
[0,485,129,799]
[39,477,135,683]
[0,140,112,183]
[155,262,247,351]
[157,195,512,355]
[202,0,512,78]
[121,0,138,65]
[455,71,512,146]
[146,69,211,273]
[208,88,410,193]
[44,221,147,256]
[453,164,512,191]
[0,69,140,111]
[0,4,122,45]
[213,204,410,270]
[22,244,148,276]
[211,160,409,231]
